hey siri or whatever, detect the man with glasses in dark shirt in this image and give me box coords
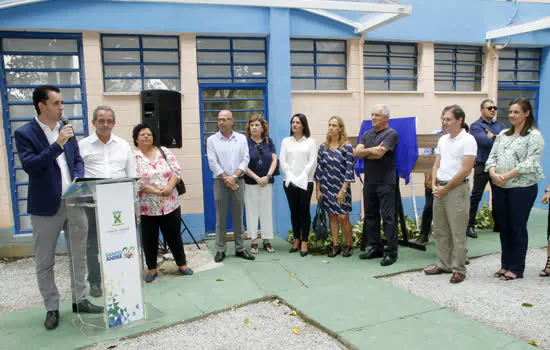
[466,99,506,238]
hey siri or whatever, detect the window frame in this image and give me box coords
[196,36,267,84]
[0,31,89,235]
[290,38,347,91]
[101,34,181,92]
[434,44,483,92]
[363,41,418,91]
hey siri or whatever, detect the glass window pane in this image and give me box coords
[3,38,77,52]
[104,79,141,92]
[365,68,387,78]
[61,104,83,117]
[365,44,387,53]
[435,80,454,91]
[233,39,265,51]
[391,57,415,66]
[10,120,27,133]
[316,41,345,52]
[198,65,231,77]
[317,79,345,90]
[233,52,265,64]
[144,65,179,77]
[144,79,180,91]
[457,65,477,74]
[69,119,85,134]
[143,51,178,63]
[316,53,345,65]
[365,79,388,90]
[17,185,28,199]
[197,52,230,64]
[499,49,516,59]
[291,53,314,64]
[498,71,514,81]
[19,215,32,231]
[142,37,178,49]
[290,40,313,51]
[197,38,230,50]
[234,65,265,78]
[434,51,453,61]
[517,60,539,70]
[104,65,141,77]
[103,51,140,63]
[499,59,515,70]
[204,99,263,111]
[7,88,34,102]
[457,53,480,63]
[198,78,232,83]
[365,56,387,65]
[9,105,35,118]
[456,80,478,91]
[291,66,314,77]
[390,80,416,91]
[15,169,28,183]
[234,78,267,83]
[291,79,314,90]
[102,36,139,49]
[518,49,540,59]
[5,71,80,85]
[518,71,539,81]
[391,45,415,54]
[4,55,80,69]
[390,69,415,78]
[202,89,263,99]
[18,200,27,215]
[317,66,345,77]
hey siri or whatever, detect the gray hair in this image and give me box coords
[372,104,390,117]
[92,105,116,122]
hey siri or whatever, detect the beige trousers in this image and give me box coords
[433,182,469,275]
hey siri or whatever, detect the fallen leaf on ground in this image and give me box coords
[290,310,297,316]
[231,306,235,311]
[529,340,538,346]
[244,318,250,324]
[216,278,224,282]
[321,259,329,264]
[292,327,301,335]
[522,303,533,307]
[272,299,280,306]
[289,272,296,277]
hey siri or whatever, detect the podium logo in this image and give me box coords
[112,209,124,226]
[105,246,136,262]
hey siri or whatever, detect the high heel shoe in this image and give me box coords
[300,241,309,257]
[289,239,300,253]
[540,256,550,277]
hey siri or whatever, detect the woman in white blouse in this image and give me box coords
[280,113,317,257]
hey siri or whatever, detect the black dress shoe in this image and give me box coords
[380,254,397,266]
[289,247,299,253]
[44,310,59,330]
[236,250,256,260]
[214,252,226,263]
[359,247,384,260]
[466,227,478,238]
[90,284,102,298]
[72,299,103,314]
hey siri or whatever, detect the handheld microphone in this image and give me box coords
[60,116,75,142]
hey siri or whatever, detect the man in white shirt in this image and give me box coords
[424,105,477,284]
[79,106,136,297]
[206,110,254,263]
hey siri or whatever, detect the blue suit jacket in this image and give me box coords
[14,118,84,216]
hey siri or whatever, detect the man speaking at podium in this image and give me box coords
[14,85,103,330]
[79,105,136,298]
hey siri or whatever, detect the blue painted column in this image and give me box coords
[536,46,550,209]
[268,8,292,237]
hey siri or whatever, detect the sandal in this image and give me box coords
[500,272,522,281]
[539,257,550,277]
[493,269,506,278]
[263,241,275,253]
[250,241,259,254]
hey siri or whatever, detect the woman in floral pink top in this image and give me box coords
[133,124,193,283]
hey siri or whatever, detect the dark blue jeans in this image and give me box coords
[493,184,537,277]
[420,186,434,237]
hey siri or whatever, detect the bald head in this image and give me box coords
[217,109,234,136]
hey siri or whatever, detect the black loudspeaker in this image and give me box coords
[140,90,182,148]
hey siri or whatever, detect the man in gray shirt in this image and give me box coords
[355,104,399,266]
[206,110,254,263]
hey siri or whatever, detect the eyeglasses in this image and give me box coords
[256,143,264,165]
[485,106,498,111]
[139,132,152,137]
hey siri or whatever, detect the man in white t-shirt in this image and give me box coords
[79,105,136,297]
[424,105,477,284]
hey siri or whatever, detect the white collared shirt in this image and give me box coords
[34,116,71,194]
[435,129,477,182]
[79,133,136,179]
[206,131,250,178]
[280,136,317,190]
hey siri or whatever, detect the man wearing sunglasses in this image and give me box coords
[466,99,506,238]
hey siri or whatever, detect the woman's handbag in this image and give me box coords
[312,198,329,240]
[157,146,186,195]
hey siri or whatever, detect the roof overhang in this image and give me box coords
[0,0,411,34]
[486,16,550,40]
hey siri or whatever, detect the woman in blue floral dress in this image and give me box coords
[315,116,355,257]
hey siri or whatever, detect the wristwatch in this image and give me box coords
[267,174,273,180]
[232,174,239,180]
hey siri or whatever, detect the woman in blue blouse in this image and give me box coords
[244,114,278,254]
[486,98,545,280]
[315,116,355,257]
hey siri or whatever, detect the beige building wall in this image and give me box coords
[292,39,498,201]
[81,32,204,215]
[0,97,14,229]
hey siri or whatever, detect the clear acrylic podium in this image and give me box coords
[63,178,153,332]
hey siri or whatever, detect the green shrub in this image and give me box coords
[475,203,494,229]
